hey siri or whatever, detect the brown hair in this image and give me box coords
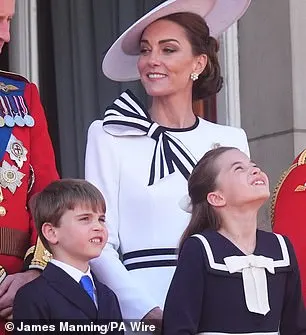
[30,179,106,252]
[159,12,223,100]
[180,147,237,249]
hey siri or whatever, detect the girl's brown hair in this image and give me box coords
[180,147,237,249]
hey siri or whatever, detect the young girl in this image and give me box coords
[163,147,306,334]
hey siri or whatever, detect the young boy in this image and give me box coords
[13,179,123,332]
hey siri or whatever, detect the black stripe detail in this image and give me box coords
[159,145,164,179]
[167,135,196,167]
[103,120,148,133]
[103,90,198,186]
[171,153,191,181]
[149,125,165,141]
[123,248,177,261]
[124,89,151,119]
[149,142,158,186]
[125,260,177,271]
[117,96,141,116]
[106,104,147,121]
[162,135,175,174]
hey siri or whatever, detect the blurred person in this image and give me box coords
[0,0,58,331]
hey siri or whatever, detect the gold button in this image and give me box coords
[0,206,6,216]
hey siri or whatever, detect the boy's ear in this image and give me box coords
[207,191,226,207]
[41,222,58,245]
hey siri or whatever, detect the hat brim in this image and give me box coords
[102,0,251,82]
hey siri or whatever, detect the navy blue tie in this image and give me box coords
[80,275,95,302]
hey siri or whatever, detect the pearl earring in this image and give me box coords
[190,72,199,81]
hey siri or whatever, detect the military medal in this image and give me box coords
[0,116,5,127]
[4,115,15,127]
[0,161,25,194]
[23,114,35,127]
[0,95,34,128]
[6,135,28,168]
[14,115,25,127]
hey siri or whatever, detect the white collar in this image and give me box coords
[50,259,95,285]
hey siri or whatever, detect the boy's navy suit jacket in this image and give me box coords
[13,262,123,334]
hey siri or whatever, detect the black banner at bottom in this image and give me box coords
[6,320,157,334]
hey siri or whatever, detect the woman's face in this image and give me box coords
[210,149,270,208]
[137,19,204,98]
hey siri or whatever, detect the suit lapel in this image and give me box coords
[43,263,97,319]
[92,273,105,319]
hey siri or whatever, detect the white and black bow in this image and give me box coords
[103,90,197,186]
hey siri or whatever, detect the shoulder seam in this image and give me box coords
[0,70,29,83]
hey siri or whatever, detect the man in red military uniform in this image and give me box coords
[0,0,59,330]
[272,149,306,304]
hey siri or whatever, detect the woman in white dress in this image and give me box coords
[85,0,251,332]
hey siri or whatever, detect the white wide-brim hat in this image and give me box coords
[102,0,251,82]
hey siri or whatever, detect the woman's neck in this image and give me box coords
[149,92,196,128]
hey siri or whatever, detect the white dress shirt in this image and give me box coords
[50,259,97,307]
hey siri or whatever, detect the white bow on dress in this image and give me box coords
[224,254,275,315]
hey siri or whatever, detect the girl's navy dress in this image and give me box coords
[163,229,306,334]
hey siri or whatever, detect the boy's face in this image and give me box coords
[46,205,108,270]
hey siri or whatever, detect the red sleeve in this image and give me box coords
[24,82,59,262]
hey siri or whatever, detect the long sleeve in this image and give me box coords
[13,284,49,320]
[85,121,157,320]
[163,237,206,335]
[280,237,306,334]
[26,83,59,201]
[24,83,59,270]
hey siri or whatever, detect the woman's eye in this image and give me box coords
[235,166,243,171]
[163,48,175,53]
[140,48,150,54]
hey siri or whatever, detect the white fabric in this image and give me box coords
[50,259,97,307]
[85,116,249,320]
[224,255,275,315]
[103,91,198,185]
[193,233,290,272]
[123,254,177,266]
[179,194,193,213]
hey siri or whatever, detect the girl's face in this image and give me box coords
[210,149,270,208]
[137,19,206,98]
